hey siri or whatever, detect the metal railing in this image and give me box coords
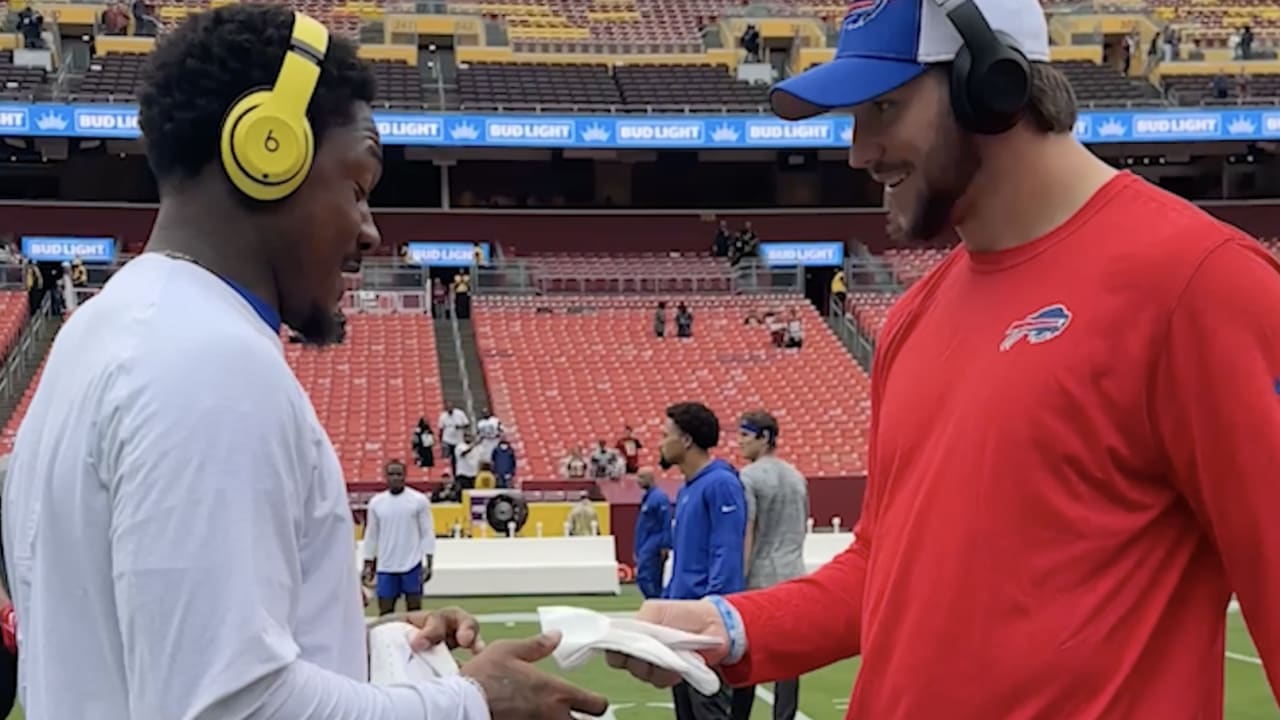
[0,293,53,418]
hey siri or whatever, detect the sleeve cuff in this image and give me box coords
[705,595,748,665]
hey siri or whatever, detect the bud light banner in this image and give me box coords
[759,241,845,268]
[21,236,116,264]
[406,242,490,268]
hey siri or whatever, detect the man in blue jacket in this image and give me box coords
[658,401,745,720]
[491,436,517,489]
[633,467,671,600]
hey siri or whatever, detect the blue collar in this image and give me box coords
[221,277,281,333]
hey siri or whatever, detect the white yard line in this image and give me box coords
[755,684,816,720]
[1226,651,1262,666]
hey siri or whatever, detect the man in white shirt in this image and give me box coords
[364,460,436,616]
[0,7,608,720]
[476,408,501,441]
[438,401,470,476]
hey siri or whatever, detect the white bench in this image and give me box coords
[358,536,621,597]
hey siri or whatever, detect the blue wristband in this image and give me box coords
[705,594,744,664]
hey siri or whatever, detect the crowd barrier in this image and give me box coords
[357,535,622,597]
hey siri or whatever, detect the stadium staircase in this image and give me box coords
[455,319,494,413]
[433,317,472,414]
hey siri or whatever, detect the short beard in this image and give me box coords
[291,307,347,347]
[889,111,982,244]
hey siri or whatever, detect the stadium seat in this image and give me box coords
[518,252,732,293]
[286,314,444,483]
[473,294,871,479]
[0,50,50,100]
[457,62,622,109]
[883,247,950,286]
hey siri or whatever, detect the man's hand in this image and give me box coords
[362,560,376,587]
[604,600,728,688]
[461,632,609,719]
[372,606,485,654]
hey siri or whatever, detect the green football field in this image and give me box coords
[5,587,1274,719]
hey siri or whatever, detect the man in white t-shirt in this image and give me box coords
[364,460,436,616]
[438,401,470,475]
[477,407,501,440]
[0,8,609,720]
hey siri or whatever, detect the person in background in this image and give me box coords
[713,220,733,258]
[453,431,483,490]
[411,417,435,472]
[438,401,469,476]
[765,310,785,348]
[477,408,499,437]
[452,270,472,319]
[659,401,744,720]
[567,495,599,537]
[562,446,588,479]
[616,425,643,475]
[738,222,759,260]
[362,460,435,616]
[633,468,672,600]
[431,475,462,504]
[474,461,496,490]
[491,436,517,489]
[731,411,808,720]
[675,303,693,339]
[589,439,618,479]
[654,301,668,339]
[830,268,846,312]
[784,308,804,349]
[472,242,486,267]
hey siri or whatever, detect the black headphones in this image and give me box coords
[938,0,1032,135]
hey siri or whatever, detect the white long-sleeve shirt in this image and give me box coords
[1,254,488,720]
[365,489,436,573]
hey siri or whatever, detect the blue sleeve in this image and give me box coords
[659,498,672,551]
[704,474,747,595]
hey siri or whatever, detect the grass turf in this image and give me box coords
[6,587,1274,719]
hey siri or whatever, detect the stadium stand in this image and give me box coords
[0,50,48,100]
[518,252,732,293]
[1146,0,1280,50]
[1053,60,1160,104]
[286,314,444,483]
[613,63,768,108]
[77,52,146,98]
[457,62,622,108]
[883,247,950,286]
[847,291,894,340]
[369,59,426,106]
[472,294,871,478]
[1164,71,1280,104]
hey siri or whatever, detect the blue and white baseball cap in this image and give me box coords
[770,0,1051,120]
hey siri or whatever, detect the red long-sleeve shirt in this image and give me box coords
[724,172,1280,719]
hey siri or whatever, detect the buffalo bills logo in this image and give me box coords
[843,0,888,30]
[999,304,1072,352]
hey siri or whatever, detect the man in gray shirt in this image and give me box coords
[732,410,808,720]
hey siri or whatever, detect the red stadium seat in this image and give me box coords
[472,294,871,479]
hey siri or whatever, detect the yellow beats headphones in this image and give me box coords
[219,11,330,202]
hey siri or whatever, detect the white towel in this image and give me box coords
[368,621,461,686]
[537,606,723,695]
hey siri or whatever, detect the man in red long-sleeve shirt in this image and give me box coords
[605,0,1280,717]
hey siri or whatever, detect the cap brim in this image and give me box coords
[770,57,929,121]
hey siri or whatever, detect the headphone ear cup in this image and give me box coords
[220,89,315,202]
[966,34,1031,135]
[949,45,982,134]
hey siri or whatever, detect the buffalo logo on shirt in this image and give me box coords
[999,304,1072,352]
